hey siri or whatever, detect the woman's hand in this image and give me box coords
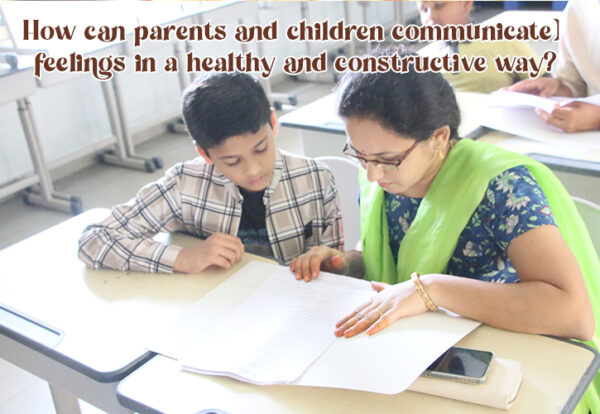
[334,279,428,338]
[289,246,348,282]
[173,233,244,274]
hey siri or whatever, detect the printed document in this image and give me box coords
[147,261,481,394]
[180,269,373,384]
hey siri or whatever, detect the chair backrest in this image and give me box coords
[572,196,600,257]
[316,156,361,251]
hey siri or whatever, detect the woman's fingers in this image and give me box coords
[335,306,387,338]
[371,281,390,292]
[365,310,392,335]
[336,302,371,328]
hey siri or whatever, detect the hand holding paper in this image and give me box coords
[489,89,600,133]
[508,77,572,99]
[478,90,600,140]
[535,101,600,133]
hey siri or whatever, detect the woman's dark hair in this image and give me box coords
[182,73,271,149]
[337,47,461,142]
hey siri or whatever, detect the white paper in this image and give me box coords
[489,90,600,113]
[180,269,374,384]
[295,310,480,394]
[492,137,592,159]
[148,261,481,394]
[144,262,276,358]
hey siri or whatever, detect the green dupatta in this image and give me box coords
[359,139,600,412]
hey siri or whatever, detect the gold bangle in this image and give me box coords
[411,272,438,312]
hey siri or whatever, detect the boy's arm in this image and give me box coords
[78,167,185,273]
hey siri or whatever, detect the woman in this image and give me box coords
[290,49,597,346]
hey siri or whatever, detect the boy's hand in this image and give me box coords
[173,233,244,274]
[289,246,348,282]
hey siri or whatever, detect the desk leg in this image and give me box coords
[0,334,133,414]
[49,384,82,414]
[166,42,191,135]
[98,80,162,173]
[16,98,83,215]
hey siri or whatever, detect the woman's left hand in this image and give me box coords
[334,279,428,338]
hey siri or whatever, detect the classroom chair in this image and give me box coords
[316,156,360,251]
[573,196,600,257]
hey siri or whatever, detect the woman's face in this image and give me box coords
[344,117,447,198]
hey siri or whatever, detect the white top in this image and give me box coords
[555,0,600,97]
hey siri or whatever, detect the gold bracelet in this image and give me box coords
[411,272,438,312]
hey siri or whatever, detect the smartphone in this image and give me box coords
[423,346,494,384]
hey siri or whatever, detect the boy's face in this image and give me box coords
[203,119,277,193]
[417,1,473,26]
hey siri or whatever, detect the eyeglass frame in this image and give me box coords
[342,140,420,171]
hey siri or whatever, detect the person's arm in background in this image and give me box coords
[508,2,600,132]
[534,101,600,133]
[509,76,600,132]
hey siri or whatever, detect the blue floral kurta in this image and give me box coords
[385,166,557,283]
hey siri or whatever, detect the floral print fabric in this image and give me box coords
[385,166,557,283]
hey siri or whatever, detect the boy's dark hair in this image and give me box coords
[182,73,271,149]
[337,46,461,142]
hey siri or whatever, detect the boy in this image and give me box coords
[417,1,544,93]
[78,73,344,274]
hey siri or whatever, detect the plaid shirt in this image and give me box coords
[78,150,344,273]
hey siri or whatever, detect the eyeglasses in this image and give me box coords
[342,141,419,172]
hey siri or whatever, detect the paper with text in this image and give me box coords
[179,268,374,384]
[147,261,481,394]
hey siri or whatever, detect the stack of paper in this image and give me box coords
[146,261,481,394]
[180,271,373,385]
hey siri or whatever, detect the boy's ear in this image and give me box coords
[195,144,213,164]
[270,109,279,136]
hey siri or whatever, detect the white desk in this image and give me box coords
[0,208,274,413]
[1,209,596,413]
[116,303,599,413]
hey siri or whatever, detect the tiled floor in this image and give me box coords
[0,78,332,414]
